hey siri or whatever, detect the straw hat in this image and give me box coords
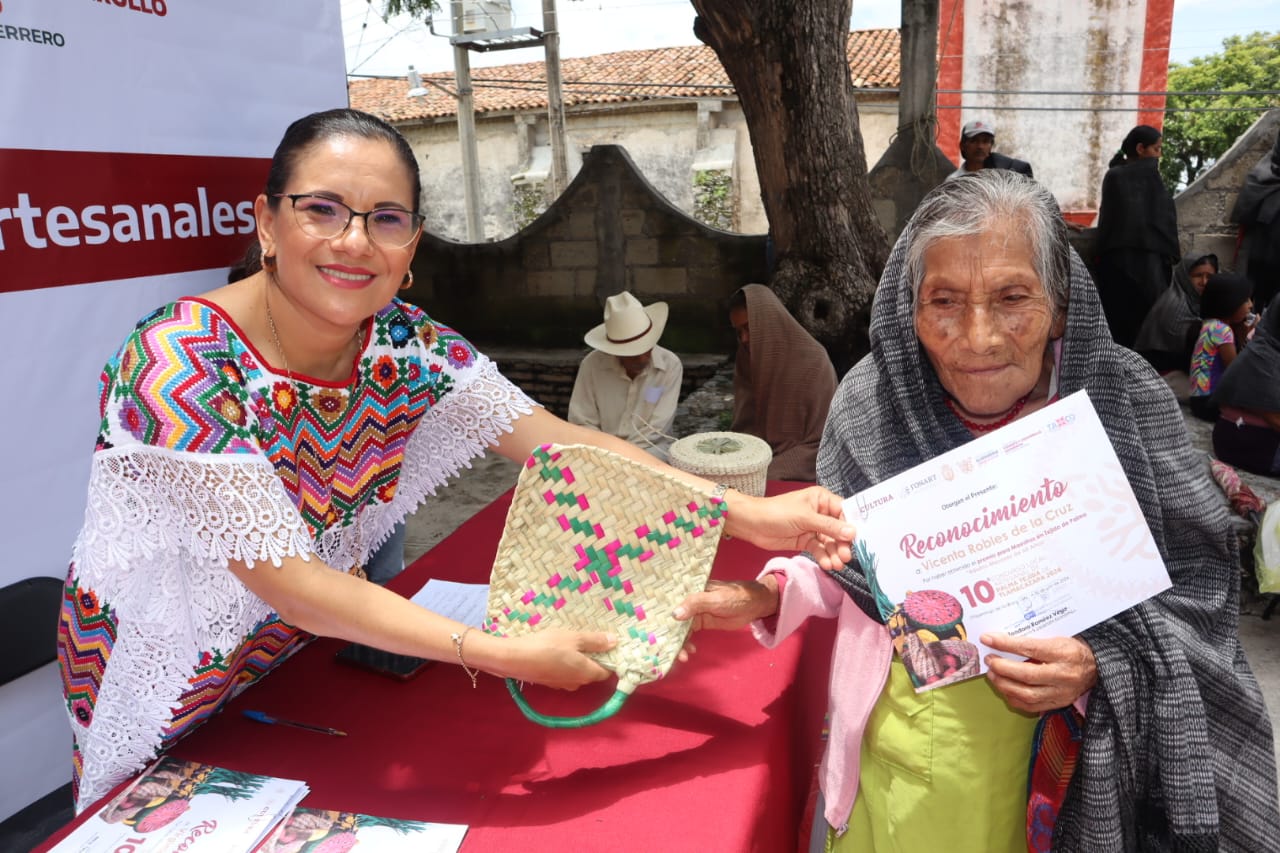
[583,292,668,357]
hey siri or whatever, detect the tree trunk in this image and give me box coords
[692,0,890,374]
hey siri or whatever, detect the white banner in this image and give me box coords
[0,0,347,820]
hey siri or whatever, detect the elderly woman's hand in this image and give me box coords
[674,577,780,633]
[980,632,1098,713]
[728,487,855,569]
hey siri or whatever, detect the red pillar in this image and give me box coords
[1138,0,1174,129]
[936,0,965,163]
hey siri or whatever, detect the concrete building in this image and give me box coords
[937,0,1175,224]
[349,31,901,241]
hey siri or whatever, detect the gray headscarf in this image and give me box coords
[1133,251,1218,358]
[818,170,1279,851]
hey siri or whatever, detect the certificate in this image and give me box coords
[842,390,1171,692]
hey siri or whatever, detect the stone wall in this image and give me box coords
[1173,109,1280,272]
[405,145,767,354]
[486,348,729,419]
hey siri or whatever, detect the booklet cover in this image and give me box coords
[257,807,468,853]
[50,757,308,853]
[842,390,1172,693]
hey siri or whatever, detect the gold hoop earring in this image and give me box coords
[400,270,414,291]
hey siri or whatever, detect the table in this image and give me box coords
[37,483,834,853]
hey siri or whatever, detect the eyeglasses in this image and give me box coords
[272,193,424,249]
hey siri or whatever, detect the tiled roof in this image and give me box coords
[350,28,900,122]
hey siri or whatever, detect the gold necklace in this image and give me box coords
[263,281,366,579]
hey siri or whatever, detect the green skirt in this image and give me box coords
[828,659,1038,853]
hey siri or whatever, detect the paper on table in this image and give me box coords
[842,390,1172,693]
[410,579,489,627]
[257,807,467,853]
[50,756,308,853]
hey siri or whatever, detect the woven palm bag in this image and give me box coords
[484,443,727,727]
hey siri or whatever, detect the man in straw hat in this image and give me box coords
[568,292,684,459]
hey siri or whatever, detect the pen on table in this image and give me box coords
[242,709,347,737]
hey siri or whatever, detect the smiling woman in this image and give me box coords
[56,108,861,812]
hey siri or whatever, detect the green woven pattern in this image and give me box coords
[485,443,726,726]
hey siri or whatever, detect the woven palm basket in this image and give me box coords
[485,443,727,727]
[668,431,772,497]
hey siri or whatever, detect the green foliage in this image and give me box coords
[380,0,439,20]
[1161,32,1280,192]
[692,169,734,231]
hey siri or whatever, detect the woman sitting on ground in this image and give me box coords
[729,284,838,482]
[1212,295,1280,476]
[1134,251,1218,374]
[678,170,1279,852]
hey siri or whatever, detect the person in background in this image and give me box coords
[59,108,856,811]
[1231,127,1280,308]
[1134,251,1219,376]
[1094,125,1180,348]
[1212,294,1280,475]
[947,118,1034,180]
[567,292,683,460]
[1189,272,1256,421]
[678,170,1279,852]
[729,285,838,482]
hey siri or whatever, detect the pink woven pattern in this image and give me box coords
[485,443,726,687]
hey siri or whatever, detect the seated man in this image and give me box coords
[948,118,1034,180]
[568,292,683,459]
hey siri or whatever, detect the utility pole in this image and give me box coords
[451,0,484,241]
[542,0,569,196]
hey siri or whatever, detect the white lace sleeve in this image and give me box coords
[369,355,536,546]
[68,447,314,809]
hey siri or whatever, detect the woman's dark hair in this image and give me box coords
[264,108,422,213]
[227,240,262,283]
[1199,272,1253,321]
[1109,124,1162,167]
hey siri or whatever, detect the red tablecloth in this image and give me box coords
[37,483,834,853]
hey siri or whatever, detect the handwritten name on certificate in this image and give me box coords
[842,390,1171,693]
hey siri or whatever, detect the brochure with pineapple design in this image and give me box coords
[257,807,467,853]
[842,391,1171,692]
[50,756,308,852]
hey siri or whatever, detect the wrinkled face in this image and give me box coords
[959,133,994,168]
[729,305,750,350]
[617,350,652,379]
[1189,261,1216,295]
[915,225,1060,418]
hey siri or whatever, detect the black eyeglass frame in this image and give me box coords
[270,193,425,248]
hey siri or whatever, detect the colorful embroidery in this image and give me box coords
[58,576,118,731]
[163,616,306,743]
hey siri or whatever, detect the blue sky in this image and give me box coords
[342,0,1279,79]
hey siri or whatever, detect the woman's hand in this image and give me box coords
[980,632,1098,713]
[728,487,855,569]
[673,577,780,633]
[488,629,617,690]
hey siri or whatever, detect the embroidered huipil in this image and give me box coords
[58,298,534,811]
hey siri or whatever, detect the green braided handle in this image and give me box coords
[505,678,634,728]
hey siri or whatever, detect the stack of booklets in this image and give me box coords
[50,756,468,852]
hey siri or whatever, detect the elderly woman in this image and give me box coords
[678,170,1279,851]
